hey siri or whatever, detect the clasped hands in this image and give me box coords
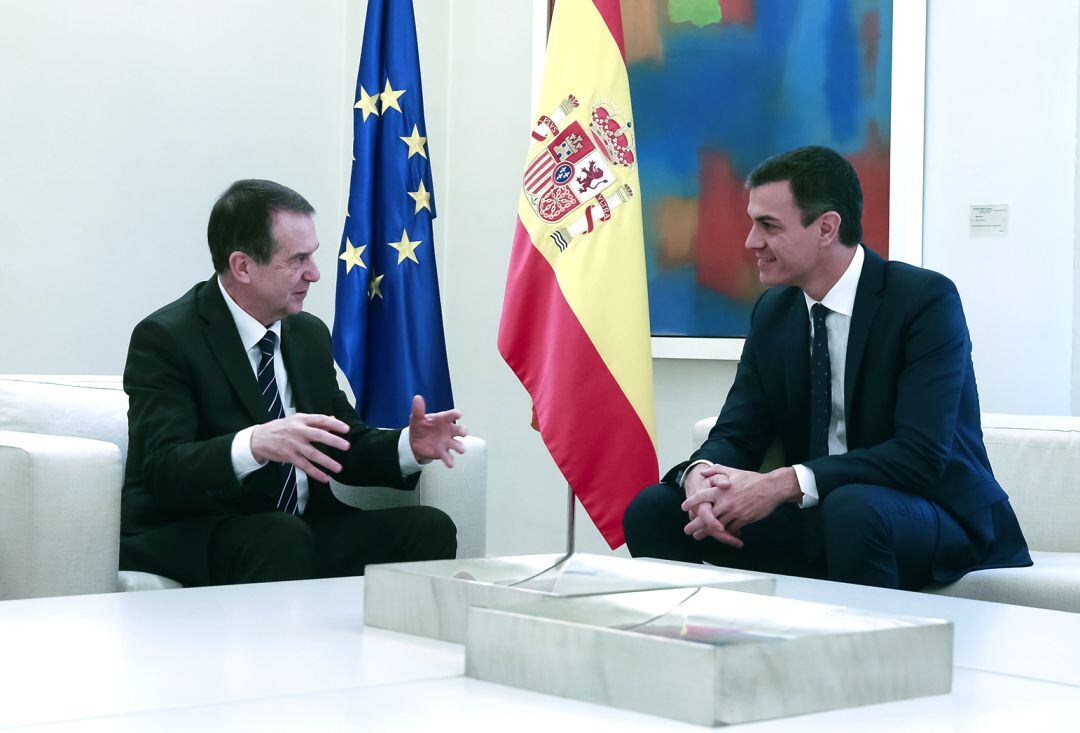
[250,395,467,483]
[681,464,801,548]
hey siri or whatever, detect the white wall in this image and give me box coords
[0,0,350,374]
[922,0,1079,415]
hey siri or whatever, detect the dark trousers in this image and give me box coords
[208,505,457,585]
[623,481,970,590]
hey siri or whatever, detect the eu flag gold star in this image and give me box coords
[388,228,422,265]
[380,79,406,113]
[408,180,432,214]
[339,239,367,274]
[354,85,380,122]
[368,273,385,300]
[400,125,427,159]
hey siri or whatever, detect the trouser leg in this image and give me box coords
[308,505,457,578]
[208,512,315,585]
[623,482,824,578]
[821,483,963,590]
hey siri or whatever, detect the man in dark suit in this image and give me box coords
[624,146,1031,590]
[121,179,466,586]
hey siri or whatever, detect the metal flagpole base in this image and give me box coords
[506,483,576,587]
[563,481,575,558]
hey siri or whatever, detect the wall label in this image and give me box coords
[969,204,1008,235]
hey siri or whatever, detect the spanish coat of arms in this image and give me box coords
[523,94,636,251]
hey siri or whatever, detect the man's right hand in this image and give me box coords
[682,463,743,548]
[250,414,351,484]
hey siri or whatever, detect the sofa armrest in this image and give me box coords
[0,431,122,599]
[415,435,487,559]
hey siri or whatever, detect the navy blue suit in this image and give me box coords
[625,248,1031,587]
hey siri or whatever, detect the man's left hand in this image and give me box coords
[681,465,801,534]
[408,395,467,467]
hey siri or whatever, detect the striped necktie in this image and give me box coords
[256,330,298,514]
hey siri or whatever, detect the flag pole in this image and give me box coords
[507,480,575,587]
[564,483,576,557]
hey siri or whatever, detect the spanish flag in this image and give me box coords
[498,0,658,549]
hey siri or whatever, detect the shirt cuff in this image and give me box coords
[679,459,714,489]
[792,464,819,509]
[231,426,267,480]
[398,426,424,475]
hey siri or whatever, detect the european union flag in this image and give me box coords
[333,0,453,428]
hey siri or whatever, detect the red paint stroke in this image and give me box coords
[861,11,880,74]
[719,0,755,25]
[696,150,760,300]
[848,122,890,259]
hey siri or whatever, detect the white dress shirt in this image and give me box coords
[792,243,865,508]
[680,245,866,509]
[217,279,421,514]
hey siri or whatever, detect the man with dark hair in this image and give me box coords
[623,146,1031,590]
[121,179,464,586]
[206,178,316,272]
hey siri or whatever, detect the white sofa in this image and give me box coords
[692,414,1080,613]
[0,374,487,600]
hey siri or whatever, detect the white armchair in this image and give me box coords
[0,374,487,600]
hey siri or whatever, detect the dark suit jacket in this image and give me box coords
[669,248,1031,582]
[120,276,416,585]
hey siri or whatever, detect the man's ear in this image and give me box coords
[817,211,841,245]
[228,251,253,283]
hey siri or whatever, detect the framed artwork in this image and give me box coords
[615,0,924,359]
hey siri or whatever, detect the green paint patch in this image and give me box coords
[668,0,723,27]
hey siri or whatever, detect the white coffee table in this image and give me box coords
[0,572,1077,731]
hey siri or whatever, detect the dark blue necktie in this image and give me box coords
[256,330,298,514]
[808,303,832,460]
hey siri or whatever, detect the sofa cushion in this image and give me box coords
[0,430,122,599]
[925,551,1080,613]
[981,414,1080,553]
[117,570,184,591]
[0,375,129,463]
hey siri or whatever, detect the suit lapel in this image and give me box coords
[198,276,269,424]
[280,318,315,414]
[783,290,810,444]
[844,247,885,435]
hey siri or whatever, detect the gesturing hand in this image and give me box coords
[250,413,351,484]
[408,395,468,467]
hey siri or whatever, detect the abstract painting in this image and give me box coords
[622,0,893,338]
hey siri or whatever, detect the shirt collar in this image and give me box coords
[803,244,865,318]
[217,277,281,352]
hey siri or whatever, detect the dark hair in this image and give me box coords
[207,179,315,273]
[746,146,863,246]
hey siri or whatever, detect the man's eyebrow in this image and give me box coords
[750,214,782,224]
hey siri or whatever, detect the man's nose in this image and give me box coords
[307,261,321,283]
[745,227,762,250]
